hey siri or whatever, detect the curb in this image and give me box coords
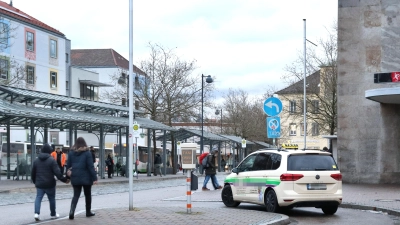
[340,203,400,217]
[0,174,199,193]
[265,214,291,225]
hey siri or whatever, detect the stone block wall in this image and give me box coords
[338,0,400,183]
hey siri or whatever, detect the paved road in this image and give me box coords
[3,172,400,224]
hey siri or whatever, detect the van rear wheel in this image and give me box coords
[321,205,338,215]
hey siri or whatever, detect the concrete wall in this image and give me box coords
[338,0,400,183]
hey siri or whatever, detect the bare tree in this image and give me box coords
[276,23,337,146]
[0,17,28,88]
[102,43,214,173]
[222,88,268,142]
[0,58,34,89]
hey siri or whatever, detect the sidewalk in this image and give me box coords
[2,172,400,225]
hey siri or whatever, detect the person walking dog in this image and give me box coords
[66,137,98,220]
[31,143,69,221]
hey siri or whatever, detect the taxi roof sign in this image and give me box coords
[281,143,298,149]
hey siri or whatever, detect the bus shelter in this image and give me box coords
[0,85,176,180]
[157,128,229,173]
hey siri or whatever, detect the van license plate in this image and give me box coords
[307,183,326,190]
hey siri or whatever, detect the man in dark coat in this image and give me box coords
[154,153,162,177]
[202,150,222,191]
[31,143,69,221]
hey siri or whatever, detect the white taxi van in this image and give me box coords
[221,148,342,215]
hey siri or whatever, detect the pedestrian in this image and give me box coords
[221,158,226,172]
[202,150,222,191]
[227,155,233,171]
[66,137,98,220]
[106,153,114,178]
[51,147,66,175]
[31,143,69,221]
[89,146,96,163]
[154,153,162,177]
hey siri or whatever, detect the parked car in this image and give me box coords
[221,148,342,215]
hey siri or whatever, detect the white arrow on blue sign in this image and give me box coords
[263,97,283,117]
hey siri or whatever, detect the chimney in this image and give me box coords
[9,0,13,7]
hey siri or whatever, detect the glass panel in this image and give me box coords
[0,58,8,79]
[288,154,338,171]
[237,154,256,172]
[26,66,34,84]
[50,39,57,58]
[26,32,34,51]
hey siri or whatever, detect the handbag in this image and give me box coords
[67,167,72,177]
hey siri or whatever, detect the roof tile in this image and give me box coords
[71,49,145,75]
[0,1,64,36]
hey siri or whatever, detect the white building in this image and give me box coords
[70,48,147,148]
[0,1,70,144]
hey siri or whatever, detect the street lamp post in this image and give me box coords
[200,74,213,155]
[215,109,222,133]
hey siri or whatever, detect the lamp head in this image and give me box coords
[215,109,220,115]
[205,75,213,83]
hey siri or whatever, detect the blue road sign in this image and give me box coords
[267,117,281,138]
[263,97,283,117]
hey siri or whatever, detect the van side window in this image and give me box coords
[270,153,282,170]
[252,153,270,171]
[237,154,257,172]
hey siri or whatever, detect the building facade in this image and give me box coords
[338,0,400,183]
[0,1,69,145]
[275,69,332,150]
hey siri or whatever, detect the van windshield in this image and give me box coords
[287,154,339,171]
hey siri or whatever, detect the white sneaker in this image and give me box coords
[51,213,59,219]
[34,213,40,221]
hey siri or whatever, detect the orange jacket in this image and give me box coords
[51,151,66,167]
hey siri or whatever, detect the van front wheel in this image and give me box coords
[264,189,280,213]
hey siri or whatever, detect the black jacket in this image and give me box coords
[67,147,97,186]
[154,154,162,164]
[204,154,217,175]
[31,153,67,189]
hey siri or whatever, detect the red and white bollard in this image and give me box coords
[186,169,191,213]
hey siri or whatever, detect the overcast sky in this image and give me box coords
[14,0,338,101]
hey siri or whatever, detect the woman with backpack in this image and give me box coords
[202,150,222,191]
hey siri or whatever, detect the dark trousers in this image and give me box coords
[71,185,92,212]
[59,165,64,175]
[107,165,114,178]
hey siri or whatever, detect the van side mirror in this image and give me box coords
[232,167,239,174]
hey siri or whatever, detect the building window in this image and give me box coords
[312,100,319,113]
[135,76,139,90]
[0,58,8,80]
[135,100,139,110]
[26,31,34,51]
[66,81,69,90]
[50,71,57,88]
[65,53,69,63]
[0,22,9,44]
[289,100,296,113]
[312,123,319,136]
[300,123,307,136]
[50,39,57,58]
[26,65,35,84]
[80,83,97,100]
[289,123,297,136]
